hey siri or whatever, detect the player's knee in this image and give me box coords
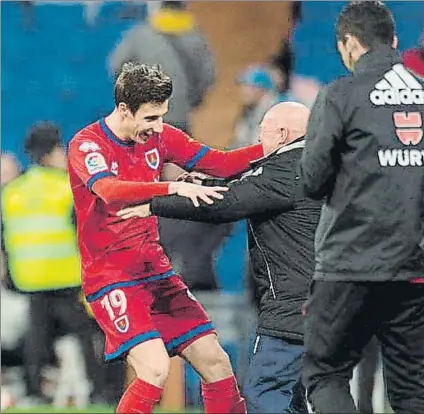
[127,339,171,387]
[202,343,233,381]
[128,352,170,386]
[207,342,231,369]
[185,335,233,381]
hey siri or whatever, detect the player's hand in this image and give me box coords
[169,181,228,207]
[177,171,210,185]
[117,204,152,219]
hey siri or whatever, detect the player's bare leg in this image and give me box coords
[181,334,247,413]
[116,339,170,413]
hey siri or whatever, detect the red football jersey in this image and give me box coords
[68,118,263,296]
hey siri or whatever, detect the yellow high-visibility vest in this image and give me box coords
[2,167,81,292]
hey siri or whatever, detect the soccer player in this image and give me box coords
[67,62,264,414]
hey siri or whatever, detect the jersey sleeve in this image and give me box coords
[162,124,263,178]
[68,134,116,192]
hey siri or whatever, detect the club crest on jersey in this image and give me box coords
[145,149,160,170]
[114,315,129,333]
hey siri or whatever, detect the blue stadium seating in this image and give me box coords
[1,1,146,165]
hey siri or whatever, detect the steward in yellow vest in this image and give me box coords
[2,126,81,292]
[1,123,105,402]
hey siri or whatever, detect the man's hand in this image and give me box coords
[117,204,152,219]
[161,163,210,184]
[168,181,228,207]
[177,171,210,185]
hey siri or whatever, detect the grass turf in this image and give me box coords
[5,406,113,413]
[5,406,199,413]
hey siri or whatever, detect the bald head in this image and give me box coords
[260,102,310,156]
[1,154,20,187]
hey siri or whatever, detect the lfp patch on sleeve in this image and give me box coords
[85,152,108,175]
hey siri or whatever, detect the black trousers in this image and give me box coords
[24,289,105,398]
[302,281,424,414]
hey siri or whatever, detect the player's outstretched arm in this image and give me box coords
[162,124,264,179]
[91,178,227,206]
[117,182,228,219]
[69,136,226,205]
[117,161,295,223]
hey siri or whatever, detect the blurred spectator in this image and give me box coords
[291,1,303,29]
[290,75,321,108]
[266,0,303,101]
[109,0,215,133]
[1,153,22,288]
[268,39,321,108]
[268,40,295,101]
[1,154,21,187]
[1,123,105,405]
[231,65,280,149]
[402,31,424,77]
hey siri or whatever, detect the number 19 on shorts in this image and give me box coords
[100,289,130,333]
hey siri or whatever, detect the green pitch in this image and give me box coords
[5,406,199,413]
[4,406,113,414]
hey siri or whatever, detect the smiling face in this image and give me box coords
[113,63,173,142]
[118,100,169,144]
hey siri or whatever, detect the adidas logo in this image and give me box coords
[370,63,424,106]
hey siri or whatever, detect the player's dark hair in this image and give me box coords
[25,122,61,163]
[336,1,395,50]
[114,62,173,114]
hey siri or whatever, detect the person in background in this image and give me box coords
[232,65,280,149]
[109,1,215,134]
[1,153,22,288]
[402,31,424,77]
[268,40,295,102]
[1,153,21,187]
[1,152,29,408]
[299,2,424,413]
[1,123,105,406]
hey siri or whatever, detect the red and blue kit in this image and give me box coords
[68,118,263,360]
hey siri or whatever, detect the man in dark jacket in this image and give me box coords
[299,2,424,413]
[116,102,322,414]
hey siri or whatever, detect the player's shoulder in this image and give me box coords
[69,121,108,152]
[161,123,189,139]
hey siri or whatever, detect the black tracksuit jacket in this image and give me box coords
[300,46,424,282]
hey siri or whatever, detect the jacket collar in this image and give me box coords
[354,46,402,75]
[251,137,305,166]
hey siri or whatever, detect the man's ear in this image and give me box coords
[392,36,398,49]
[118,102,129,118]
[280,127,289,144]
